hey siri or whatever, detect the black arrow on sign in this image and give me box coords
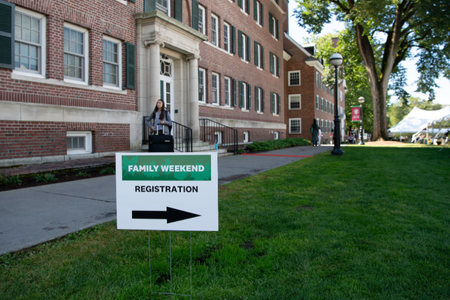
[132,207,201,224]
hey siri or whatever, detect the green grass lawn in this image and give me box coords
[1,146,450,299]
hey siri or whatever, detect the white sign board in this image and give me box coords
[115,152,218,231]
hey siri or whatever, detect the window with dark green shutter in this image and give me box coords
[261,45,264,69]
[125,42,136,90]
[232,78,237,106]
[276,56,280,77]
[277,94,281,114]
[144,0,156,12]
[254,41,258,66]
[238,30,243,58]
[174,0,182,22]
[192,0,199,30]
[246,35,251,62]
[231,26,236,54]
[0,0,15,69]
[269,12,273,35]
[261,89,265,112]
[254,86,259,111]
[270,92,274,113]
[238,81,243,108]
[247,84,251,110]
[270,52,274,74]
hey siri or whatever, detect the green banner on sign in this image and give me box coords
[122,155,211,181]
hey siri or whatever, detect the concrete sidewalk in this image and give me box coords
[0,146,331,255]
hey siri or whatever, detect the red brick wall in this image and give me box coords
[1,0,140,111]
[0,121,130,159]
[284,37,346,140]
[196,0,285,141]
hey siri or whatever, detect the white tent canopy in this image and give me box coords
[389,106,450,133]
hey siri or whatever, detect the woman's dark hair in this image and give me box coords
[152,99,166,120]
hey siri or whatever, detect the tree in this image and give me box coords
[307,31,374,135]
[293,0,450,140]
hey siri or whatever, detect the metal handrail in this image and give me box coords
[142,117,192,152]
[199,118,238,154]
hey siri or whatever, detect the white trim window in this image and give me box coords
[320,97,324,111]
[289,118,301,134]
[255,1,263,26]
[198,68,206,102]
[316,95,319,110]
[64,23,89,84]
[243,131,249,143]
[224,23,231,53]
[67,131,92,154]
[212,72,219,104]
[14,8,46,78]
[215,132,222,144]
[256,87,262,112]
[224,77,231,107]
[242,33,247,61]
[156,0,170,16]
[241,82,247,110]
[103,36,122,89]
[289,94,301,110]
[256,43,263,68]
[241,0,247,13]
[211,14,219,46]
[198,5,206,35]
[288,71,300,86]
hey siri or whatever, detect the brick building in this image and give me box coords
[0,0,345,166]
[283,34,346,144]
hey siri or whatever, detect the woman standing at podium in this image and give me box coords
[145,99,173,135]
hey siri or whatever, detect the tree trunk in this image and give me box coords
[371,82,389,141]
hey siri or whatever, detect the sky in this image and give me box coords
[287,4,450,106]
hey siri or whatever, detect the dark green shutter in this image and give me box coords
[254,41,258,65]
[270,52,274,74]
[192,0,199,30]
[277,94,281,114]
[260,4,264,26]
[261,45,264,69]
[270,92,275,113]
[276,56,280,77]
[237,0,242,9]
[239,81,244,108]
[253,0,257,20]
[129,0,135,3]
[254,86,259,111]
[160,80,164,100]
[231,26,236,54]
[125,42,136,90]
[246,0,250,14]
[144,0,156,12]
[174,0,182,22]
[232,78,237,106]
[0,0,14,69]
[269,12,273,35]
[247,35,251,62]
[248,84,251,110]
[261,89,265,112]
[238,30,243,58]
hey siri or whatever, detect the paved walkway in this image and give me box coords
[0,146,331,255]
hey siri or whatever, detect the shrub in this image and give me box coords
[100,167,115,175]
[246,138,312,152]
[76,172,89,177]
[35,173,57,183]
[0,175,22,186]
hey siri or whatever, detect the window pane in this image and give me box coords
[23,15,31,29]
[23,28,31,41]
[31,18,39,31]
[15,26,21,40]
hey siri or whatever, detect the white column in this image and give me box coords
[145,39,163,115]
[188,55,200,141]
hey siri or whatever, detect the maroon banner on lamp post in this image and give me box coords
[352,106,361,122]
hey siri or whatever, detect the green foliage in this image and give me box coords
[246,138,312,152]
[99,167,115,175]
[75,172,89,177]
[35,173,58,183]
[0,175,22,186]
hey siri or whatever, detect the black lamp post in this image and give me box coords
[358,96,365,145]
[330,53,344,156]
